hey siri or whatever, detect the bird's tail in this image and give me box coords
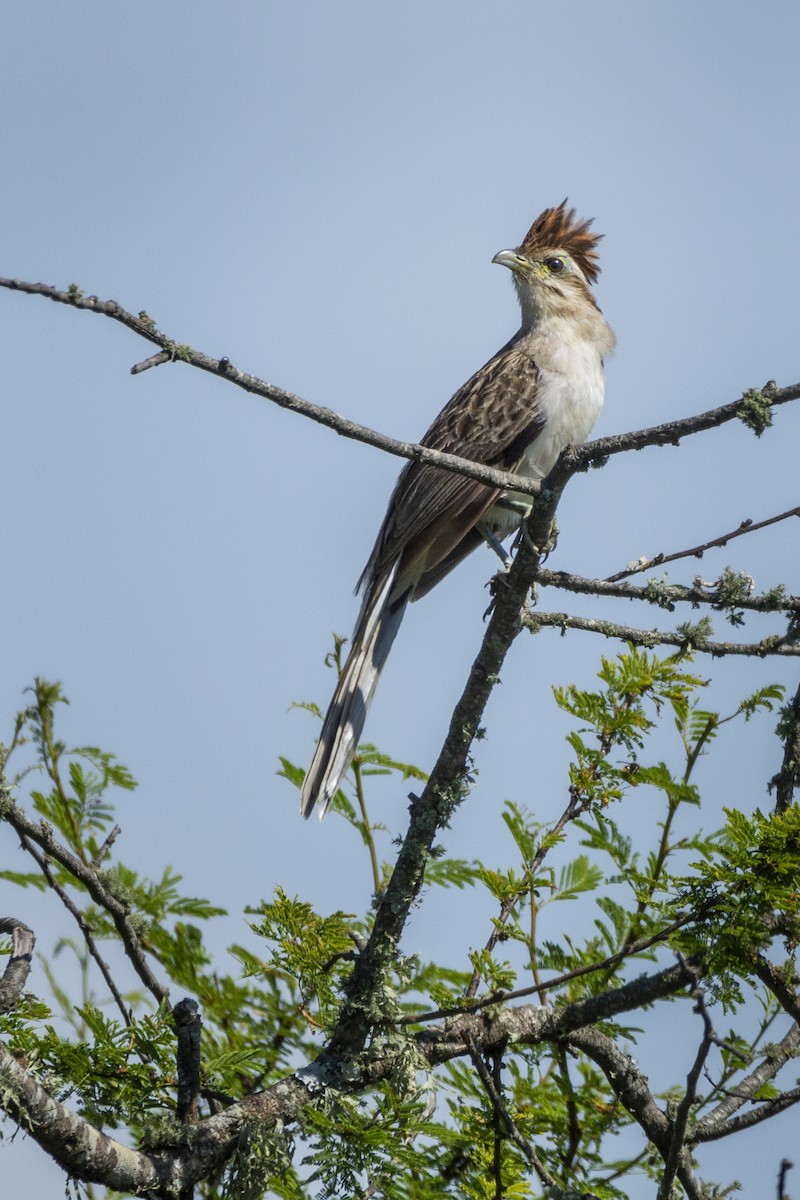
[300,566,408,820]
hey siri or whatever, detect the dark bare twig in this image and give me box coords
[174,998,202,1123]
[466,1033,556,1189]
[524,610,800,656]
[92,823,122,867]
[779,1158,793,1200]
[770,681,800,813]
[398,905,703,1025]
[605,507,800,583]
[0,918,36,1013]
[657,986,714,1200]
[556,1046,582,1174]
[173,997,202,1200]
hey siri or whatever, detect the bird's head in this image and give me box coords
[493,201,604,326]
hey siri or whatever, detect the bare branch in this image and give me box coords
[605,507,800,583]
[2,277,798,501]
[92,823,122,867]
[0,917,35,1013]
[416,957,701,1066]
[322,488,560,1061]
[524,610,800,657]
[696,1083,800,1141]
[0,276,550,499]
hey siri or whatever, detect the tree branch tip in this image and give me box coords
[130,351,171,375]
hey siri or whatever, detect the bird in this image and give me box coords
[300,201,615,819]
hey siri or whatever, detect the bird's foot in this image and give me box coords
[516,516,559,560]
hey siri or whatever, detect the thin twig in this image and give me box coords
[657,986,714,1200]
[92,824,122,867]
[605,507,800,583]
[2,796,170,1007]
[19,833,133,1025]
[466,1033,556,1188]
[694,1020,800,1137]
[398,905,702,1025]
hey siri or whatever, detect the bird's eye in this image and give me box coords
[545,256,565,274]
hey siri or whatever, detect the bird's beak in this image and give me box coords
[492,249,529,273]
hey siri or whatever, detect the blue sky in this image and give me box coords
[2,3,799,1195]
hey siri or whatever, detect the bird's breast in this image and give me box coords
[488,340,605,536]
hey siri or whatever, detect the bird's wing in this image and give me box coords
[359,335,544,597]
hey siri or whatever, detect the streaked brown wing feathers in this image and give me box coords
[360,338,543,594]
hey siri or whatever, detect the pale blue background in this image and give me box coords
[2,3,799,1196]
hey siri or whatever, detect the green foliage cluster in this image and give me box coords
[0,651,797,1199]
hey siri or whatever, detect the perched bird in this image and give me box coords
[300,201,615,819]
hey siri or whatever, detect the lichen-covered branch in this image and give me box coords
[692,1020,800,1137]
[0,951,698,1197]
[322,488,558,1061]
[537,565,799,616]
[565,1025,703,1200]
[524,610,800,657]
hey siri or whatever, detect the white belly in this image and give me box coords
[487,343,605,537]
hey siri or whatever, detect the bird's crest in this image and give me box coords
[518,201,603,284]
